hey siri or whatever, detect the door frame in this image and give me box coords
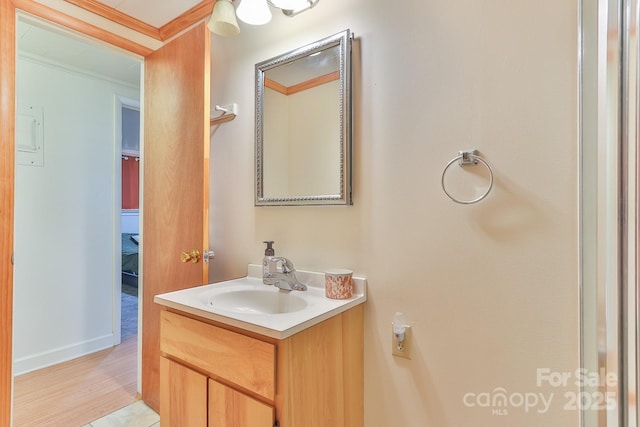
[0,0,16,423]
[1,1,150,424]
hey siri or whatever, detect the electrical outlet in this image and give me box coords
[392,326,411,359]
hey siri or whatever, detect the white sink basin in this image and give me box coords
[208,289,308,314]
[154,264,367,339]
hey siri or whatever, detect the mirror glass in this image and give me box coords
[256,29,353,206]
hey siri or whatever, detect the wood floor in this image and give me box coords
[13,337,138,427]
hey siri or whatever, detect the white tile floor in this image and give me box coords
[83,400,160,427]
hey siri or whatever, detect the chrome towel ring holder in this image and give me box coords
[441,150,494,204]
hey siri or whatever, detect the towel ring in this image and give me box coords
[441,150,494,204]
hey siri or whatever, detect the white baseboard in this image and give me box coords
[13,334,114,376]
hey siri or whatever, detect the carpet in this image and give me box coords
[122,283,138,297]
[121,291,138,341]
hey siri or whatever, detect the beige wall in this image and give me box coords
[263,81,341,197]
[209,0,580,425]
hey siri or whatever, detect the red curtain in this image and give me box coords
[122,156,139,209]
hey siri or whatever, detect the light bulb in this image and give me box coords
[236,0,272,25]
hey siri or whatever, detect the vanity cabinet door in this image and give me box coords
[160,310,276,399]
[208,379,274,427]
[160,357,207,427]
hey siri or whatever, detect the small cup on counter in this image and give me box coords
[325,269,354,299]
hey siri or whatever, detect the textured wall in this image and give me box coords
[209,1,580,425]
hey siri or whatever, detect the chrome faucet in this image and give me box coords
[264,257,307,292]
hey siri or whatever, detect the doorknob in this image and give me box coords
[180,249,200,263]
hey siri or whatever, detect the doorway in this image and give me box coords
[12,14,143,425]
[118,99,141,345]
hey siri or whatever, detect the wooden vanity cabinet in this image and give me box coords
[160,357,208,425]
[209,378,275,426]
[159,305,364,427]
[160,356,273,427]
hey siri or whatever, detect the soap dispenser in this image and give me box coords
[263,241,277,285]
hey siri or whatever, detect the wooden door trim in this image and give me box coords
[0,0,15,424]
[158,0,213,41]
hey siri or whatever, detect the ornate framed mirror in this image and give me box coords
[255,29,353,206]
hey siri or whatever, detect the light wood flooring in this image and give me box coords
[13,337,138,427]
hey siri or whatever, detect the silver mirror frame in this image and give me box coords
[255,29,353,206]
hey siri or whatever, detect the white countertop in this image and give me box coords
[154,264,367,339]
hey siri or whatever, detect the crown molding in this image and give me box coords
[64,0,214,42]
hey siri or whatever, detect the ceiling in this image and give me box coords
[16,0,205,87]
[17,18,141,87]
[94,0,201,28]
[266,45,340,87]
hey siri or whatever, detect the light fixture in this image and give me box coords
[274,0,319,17]
[208,0,240,37]
[268,0,308,10]
[236,0,272,25]
[207,0,319,36]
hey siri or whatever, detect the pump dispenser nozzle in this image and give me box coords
[263,240,274,256]
[263,241,277,285]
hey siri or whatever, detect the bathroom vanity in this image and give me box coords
[154,266,366,427]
